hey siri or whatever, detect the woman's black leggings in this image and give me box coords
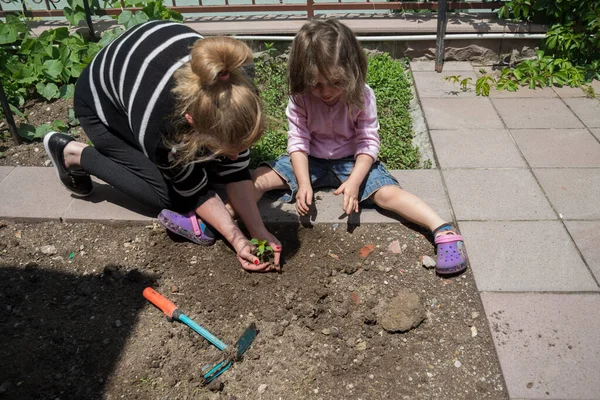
[79,115,173,213]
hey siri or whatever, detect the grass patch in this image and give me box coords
[252,53,419,170]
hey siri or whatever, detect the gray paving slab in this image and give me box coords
[460,221,597,292]
[481,292,600,400]
[420,98,504,130]
[552,79,600,98]
[511,128,600,167]
[443,169,556,221]
[492,98,584,129]
[412,71,478,98]
[391,170,453,222]
[489,86,557,98]
[534,168,600,220]
[258,170,453,224]
[0,166,14,183]
[63,179,156,222]
[563,98,600,128]
[565,221,600,283]
[410,61,474,72]
[0,167,73,220]
[430,129,526,168]
[592,128,600,141]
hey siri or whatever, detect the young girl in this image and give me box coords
[251,19,467,274]
[44,21,280,272]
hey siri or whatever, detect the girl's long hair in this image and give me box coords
[170,37,265,166]
[288,19,367,109]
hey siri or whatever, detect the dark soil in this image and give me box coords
[0,220,507,399]
[0,98,87,167]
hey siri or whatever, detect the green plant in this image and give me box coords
[250,238,274,263]
[445,50,598,96]
[367,54,419,169]
[18,120,69,141]
[105,0,183,29]
[251,54,288,168]
[498,0,600,87]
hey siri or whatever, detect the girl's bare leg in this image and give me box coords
[371,185,446,232]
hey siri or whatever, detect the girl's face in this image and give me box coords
[311,72,343,106]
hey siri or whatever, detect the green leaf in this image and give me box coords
[99,27,124,47]
[36,82,60,100]
[118,10,149,30]
[59,84,76,99]
[51,120,69,132]
[18,124,37,141]
[68,108,80,126]
[43,60,64,79]
[36,124,54,138]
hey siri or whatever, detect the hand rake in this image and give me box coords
[143,287,258,384]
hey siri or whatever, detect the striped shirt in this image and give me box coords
[74,21,251,207]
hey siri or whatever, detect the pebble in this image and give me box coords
[369,374,374,379]
[471,311,480,319]
[206,380,223,392]
[40,245,57,255]
[471,326,478,337]
[355,341,367,351]
[257,383,267,394]
[454,360,462,368]
[44,160,52,166]
[46,107,51,112]
[34,148,39,152]
[114,320,122,328]
[426,372,433,378]
[321,328,331,335]
[421,255,436,269]
[102,338,110,345]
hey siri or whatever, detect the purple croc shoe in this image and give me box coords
[158,209,216,246]
[433,224,468,275]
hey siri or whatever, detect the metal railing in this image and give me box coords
[0,0,503,19]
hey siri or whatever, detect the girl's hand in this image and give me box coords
[334,180,360,215]
[295,184,314,216]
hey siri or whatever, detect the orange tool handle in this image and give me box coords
[143,287,178,319]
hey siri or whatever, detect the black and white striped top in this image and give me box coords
[74,21,251,207]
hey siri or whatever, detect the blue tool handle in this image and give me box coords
[179,313,228,351]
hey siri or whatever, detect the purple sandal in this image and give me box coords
[434,224,468,275]
[158,209,215,246]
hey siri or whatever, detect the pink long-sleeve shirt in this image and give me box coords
[286,85,380,160]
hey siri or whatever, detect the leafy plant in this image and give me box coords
[250,238,274,263]
[445,50,598,97]
[18,120,69,141]
[367,53,419,169]
[497,0,600,88]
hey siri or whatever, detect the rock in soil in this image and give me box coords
[379,290,426,333]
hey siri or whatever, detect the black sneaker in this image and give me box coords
[43,132,93,197]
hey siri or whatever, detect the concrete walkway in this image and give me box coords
[1,61,600,399]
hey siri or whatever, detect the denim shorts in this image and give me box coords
[262,155,400,203]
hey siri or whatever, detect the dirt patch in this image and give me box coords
[0,98,88,167]
[0,220,506,399]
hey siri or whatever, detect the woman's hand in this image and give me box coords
[334,179,360,215]
[296,184,314,216]
[232,233,281,272]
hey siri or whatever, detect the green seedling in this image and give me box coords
[250,238,274,264]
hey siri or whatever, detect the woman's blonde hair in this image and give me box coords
[288,19,367,109]
[170,37,265,165]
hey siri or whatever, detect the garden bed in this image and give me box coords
[0,220,507,399]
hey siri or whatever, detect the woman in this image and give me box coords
[44,20,281,271]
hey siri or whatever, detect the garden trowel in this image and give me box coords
[143,287,258,384]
